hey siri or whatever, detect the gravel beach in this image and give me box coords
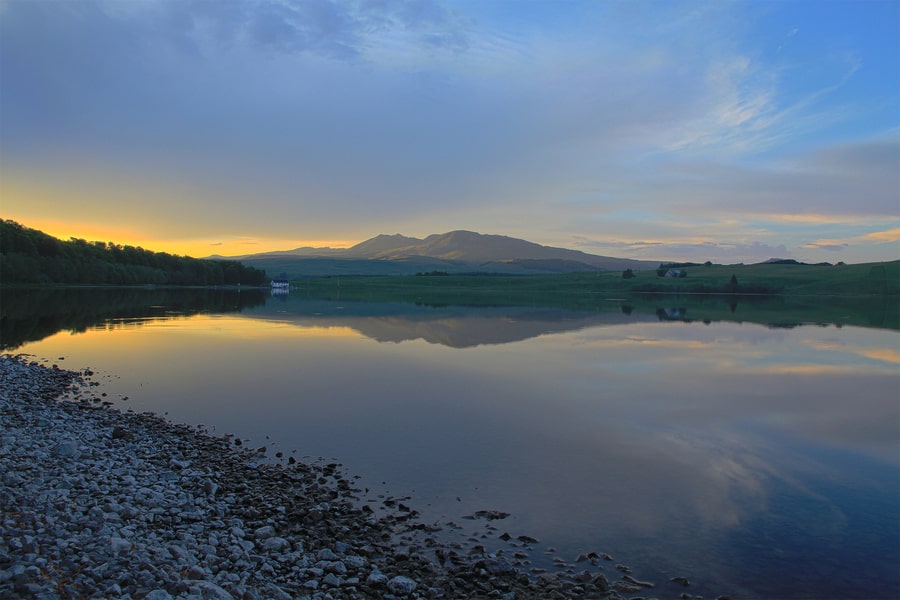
[1,354,714,599]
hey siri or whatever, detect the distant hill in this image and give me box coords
[218,230,658,277]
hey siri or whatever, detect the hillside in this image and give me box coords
[0,220,267,286]
[223,230,658,277]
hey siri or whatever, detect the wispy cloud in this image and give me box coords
[570,234,793,264]
[803,242,849,252]
[864,228,900,243]
[804,227,900,252]
[658,49,865,158]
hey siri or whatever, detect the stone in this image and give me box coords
[317,548,338,561]
[388,575,418,595]
[262,537,289,552]
[110,537,131,554]
[254,525,276,539]
[470,510,510,520]
[264,583,293,600]
[345,555,366,568]
[612,580,643,594]
[366,569,388,586]
[203,480,219,497]
[323,560,347,575]
[186,565,207,579]
[52,439,79,458]
[188,580,235,599]
[623,574,655,588]
[482,557,515,575]
[574,570,592,583]
[592,573,610,592]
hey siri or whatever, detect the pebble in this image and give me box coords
[0,354,715,600]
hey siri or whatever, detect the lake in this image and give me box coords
[2,287,898,599]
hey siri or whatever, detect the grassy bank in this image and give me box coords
[288,261,900,330]
[294,260,898,299]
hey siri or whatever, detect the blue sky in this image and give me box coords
[1,0,897,263]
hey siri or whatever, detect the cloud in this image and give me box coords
[630,136,900,221]
[660,55,777,154]
[570,235,794,264]
[153,0,471,60]
[864,228,900,243]
[1,0,897,262]
[804,243,849,252]
[571,237,664,251]
[803,227,900,253]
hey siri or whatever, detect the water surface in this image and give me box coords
[4,288,898,599]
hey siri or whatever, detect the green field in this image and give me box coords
[290,260,900,330]
[294,260,899,297]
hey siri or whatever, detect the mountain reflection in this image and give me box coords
[1,287,895,351]
[249,302,653,347]
[8,286,898,600]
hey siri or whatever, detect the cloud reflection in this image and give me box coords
[16,297,898,597]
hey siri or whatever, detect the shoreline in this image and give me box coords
[1,354,720,599]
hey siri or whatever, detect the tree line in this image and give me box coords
[0,220,267,286]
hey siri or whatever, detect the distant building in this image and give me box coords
[664,269,684,278]
[271,278,290,289]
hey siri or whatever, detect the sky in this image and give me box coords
[1,0,898,264]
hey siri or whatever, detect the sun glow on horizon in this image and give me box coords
[2,216,358,258]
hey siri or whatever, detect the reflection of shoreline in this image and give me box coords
[249,295,898,347]
[3,287,895,351]
[0,287,266,350]
[10,296,898,600]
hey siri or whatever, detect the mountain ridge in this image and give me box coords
[211,230,658,277]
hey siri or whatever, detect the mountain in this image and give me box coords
[220,230,658,277]
[345,233,423,256]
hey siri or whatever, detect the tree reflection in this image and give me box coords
[0,287,266,350]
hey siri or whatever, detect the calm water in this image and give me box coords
[3,288,899,599]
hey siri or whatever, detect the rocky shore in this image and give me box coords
[1,354,721,599]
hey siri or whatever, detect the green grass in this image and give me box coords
[641,261,899,295]
[295,260,899,298]
[289,261,899,329]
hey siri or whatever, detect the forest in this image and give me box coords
[0,220,267,286]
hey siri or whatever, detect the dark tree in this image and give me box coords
[0,220,267,286]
